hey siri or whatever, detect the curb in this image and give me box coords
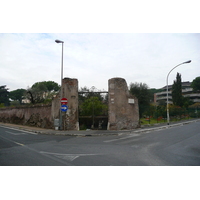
[37,131,120,137]
[1,119,199,136]
[0,124,120,137]
[132,119,199,134]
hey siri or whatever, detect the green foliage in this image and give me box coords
[172,73,184,107]
[10,100,20,106]
[78,86,108,129]
[191,76,200,92]
[9,89,26,104]
[168,104,184,117]
[26,81,60,104]
[79,96,108,116]
[148,88,162,102]
[0,85,10,106]
[79,86,108,116]
[0,103,6,108]
[156,105,166,118]
[189,102,200,108]
[78,86,103,102]
[32,81,60,92]
[182,97,193,108]
[140,104,198,125]
[129,82,151,117]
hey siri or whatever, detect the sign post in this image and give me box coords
[61,98,68,112]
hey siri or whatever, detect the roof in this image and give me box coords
[161,81,191,90]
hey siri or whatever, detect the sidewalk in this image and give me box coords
[0,119,199,137]
[134,119,199,133]
[0,122,120,136]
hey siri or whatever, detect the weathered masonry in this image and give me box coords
[0,77,139,130]
[51,78,79,130]
[52,77,139,130]
[0,105,52,128]
[107,78,139,130]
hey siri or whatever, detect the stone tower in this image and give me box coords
[107,77,139,130]
[51,78,79,130]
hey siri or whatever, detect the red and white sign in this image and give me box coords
[61,98,68,105]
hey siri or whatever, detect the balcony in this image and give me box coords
[183,93,200,98]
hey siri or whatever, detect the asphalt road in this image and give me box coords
[0,121,200,166]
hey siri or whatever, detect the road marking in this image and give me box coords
[0,135,24,146]
[5,131,26,135]
[0,125,37,135]
[39,151,100,162]
[14,141,24,146]
[104,133,140,143]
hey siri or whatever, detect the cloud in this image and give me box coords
[0,33,199,92]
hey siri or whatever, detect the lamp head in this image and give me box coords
[184,60,191,64]
[55,39,64,43]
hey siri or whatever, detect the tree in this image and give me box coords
[191,77,200,92]
[32,81,60,94]
[26,81,60,104]
[0,85,10,106]
[148,88,161,103]
[79,86,107,116]
[172,73,184,107]
[79,86,103,102]
[79,96,108,116]
[129,82,151,118]
[78,87,108,129]
[9,89,26,104]
[27,86,45,104]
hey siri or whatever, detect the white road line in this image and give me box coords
[0,125,37,135]
[5,131,26,135]
[104,133,140,143]
[40,151,100,162]
[0,135,24,146]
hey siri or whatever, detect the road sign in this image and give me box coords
[61,105,68,112]
[61,98,68,105]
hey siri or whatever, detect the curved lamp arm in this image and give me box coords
[166,60,191,125]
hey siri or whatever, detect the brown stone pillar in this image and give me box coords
[51,78,79,130]
[107,77,139,130]
[62,78,79,130]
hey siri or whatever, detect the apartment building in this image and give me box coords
[154,81,200,105]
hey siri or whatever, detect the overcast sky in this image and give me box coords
[1,1,200,92]
[1,0,200,197]
[0,33,199,91]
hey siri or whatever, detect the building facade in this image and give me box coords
[154,81,200,105]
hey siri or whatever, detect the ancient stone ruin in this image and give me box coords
[0,77,139,130]
[107,77,139,130]
[52,77,139,130]
[51,78,79,130]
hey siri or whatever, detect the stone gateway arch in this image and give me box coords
[52,77,139,130]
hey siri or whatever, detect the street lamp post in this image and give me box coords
[55,39,64,130]
[91,86,95,129]
[166,60,191,125]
